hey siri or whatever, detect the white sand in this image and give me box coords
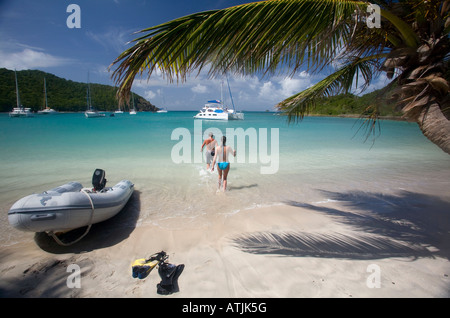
[1,194,449,298]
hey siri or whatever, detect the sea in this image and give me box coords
[1,111,450,245]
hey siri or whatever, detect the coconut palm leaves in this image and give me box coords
[111,0,366,101]
[280,55,382,121]
[111,0,450,154]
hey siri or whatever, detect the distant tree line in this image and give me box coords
[0,68,158,112]
[1,68,401,116]
[309,90,402,118]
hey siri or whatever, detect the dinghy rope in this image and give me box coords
[49,189,95,246]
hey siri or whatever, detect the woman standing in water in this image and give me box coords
[212,136,236,192]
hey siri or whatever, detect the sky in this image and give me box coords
[0,0,390,111]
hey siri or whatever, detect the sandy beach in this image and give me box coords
[1,187,449,299]
[2,0,450,304]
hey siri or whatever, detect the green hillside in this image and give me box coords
[1,68,402,116]
[0,68,158,112]
[309,89,402,118]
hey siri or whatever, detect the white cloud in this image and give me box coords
[86,27,133,53]
[257,72,314,104]
[280,78,303,97]
[130,69,323,111]
[232,75,260,91]
[0,48,71,70]
[144,90,156,100]
[191,83,207,94]
[258,81,276,100]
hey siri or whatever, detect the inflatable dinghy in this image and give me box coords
[8,169,134,234]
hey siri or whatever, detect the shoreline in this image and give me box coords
[1,193,449,298]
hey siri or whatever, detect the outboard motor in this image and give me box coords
[92,169,107,191]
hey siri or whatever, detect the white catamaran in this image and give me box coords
[194,76,243,121]
[9,70,34,118]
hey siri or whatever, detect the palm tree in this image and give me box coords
[111,0,450,154]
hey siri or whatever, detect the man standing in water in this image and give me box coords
[200,132,217,171]
[212,136,236,192]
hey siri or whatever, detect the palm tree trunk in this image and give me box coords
[417,103,450,155]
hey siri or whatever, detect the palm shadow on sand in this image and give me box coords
[34,190,141,254]
[232,190,450,261]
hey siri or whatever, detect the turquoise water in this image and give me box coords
[1,112,450,244]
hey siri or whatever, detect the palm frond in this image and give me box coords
[110,0,370,103]
[379,8,420,48]
[276,55,383,121]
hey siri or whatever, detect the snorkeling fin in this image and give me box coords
[131,251,167,279]
[156,262,185,295]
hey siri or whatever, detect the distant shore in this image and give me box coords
[1,110,407,121]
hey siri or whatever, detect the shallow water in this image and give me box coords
[1,112,449,245]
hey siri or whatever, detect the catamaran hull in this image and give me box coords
[9,108,34,117]
[229,112,244,120]
[194,113,229,120]
[85,111,105,118]
[194,112,244,120]
[8,180,134,233]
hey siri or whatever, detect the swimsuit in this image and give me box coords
[206,149,214,164]
[217,162,229,170]
[217,146,230,170]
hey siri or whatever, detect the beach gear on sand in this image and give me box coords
[131,250,185,295]
[132,251,168,279]
[157,262,185,295]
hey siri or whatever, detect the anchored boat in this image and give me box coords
[84,73,105,118]
[8,169,134,241]
[37,78,58,115]
[193,76,244,121]
[9,70,34,118]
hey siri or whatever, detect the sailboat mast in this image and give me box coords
[86,72,92,110]
[89,85,92,109]
[220,79,224,107]
[226,75,236,111]
[15,70,20,108]
[43,78,48,109]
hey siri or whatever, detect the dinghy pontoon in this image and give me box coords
[8,169,134,244]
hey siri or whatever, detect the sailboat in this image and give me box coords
[37,78,58,115]
[85,74,105,118]
[194,76,243,120]
[129,93,137,115]
[114,87,124,114]
[156,89,168,113]
[9,70,34,118]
